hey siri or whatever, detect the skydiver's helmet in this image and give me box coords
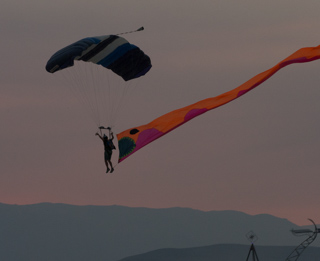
[103,134,108,139]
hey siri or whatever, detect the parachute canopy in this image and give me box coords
[45,33,152,128]
[117,44,320,163]
[46,35,152,81]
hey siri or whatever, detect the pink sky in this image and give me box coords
[1,0,320,227]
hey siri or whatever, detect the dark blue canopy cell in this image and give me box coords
[46,35,151,81]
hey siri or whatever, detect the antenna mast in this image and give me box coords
[285,219,320,261]
[245,231,260,261]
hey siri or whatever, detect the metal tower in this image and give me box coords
[245,231,260,261]
[285,219,320,261]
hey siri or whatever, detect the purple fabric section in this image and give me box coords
[133,109,210,152]
[135,128,164,150]
[119,109,210,162]
[184,108,209,121]
[119,128,163,162]
[237,87,256,97]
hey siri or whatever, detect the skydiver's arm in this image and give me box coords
[95,133,103,141]
[110,132,114,140]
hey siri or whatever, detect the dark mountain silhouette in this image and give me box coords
[119,244,320,261]
[0,203,318,261]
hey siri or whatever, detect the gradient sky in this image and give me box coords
[1,0,320,226]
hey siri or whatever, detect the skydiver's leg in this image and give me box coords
[105,160,110,173]
[108,160,114,173]
[105,151,114,173]
[104,152,110,173]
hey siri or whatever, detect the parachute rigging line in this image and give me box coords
[116,27,144,36]
[45,32,152,129]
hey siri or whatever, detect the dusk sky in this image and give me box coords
[2,0,320,226]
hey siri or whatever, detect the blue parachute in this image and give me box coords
[45,32,152,129]
[46,35,151,81]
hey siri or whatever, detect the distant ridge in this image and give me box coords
[0,203,319,261]
[119,244,320,261]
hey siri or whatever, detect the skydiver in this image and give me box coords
[95,130,115,173]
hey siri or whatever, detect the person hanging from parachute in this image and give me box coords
[45,27,152,173]
[46,27,320,168]
[96,127,116,173]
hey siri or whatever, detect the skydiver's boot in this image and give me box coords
[110,168,114,173]
[106,168,110,173]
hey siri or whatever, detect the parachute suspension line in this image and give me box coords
[103,66,112,126]
[115,26,144,36]
[108,73,122,127]
[90,63,109,127]
[108,49,146,128]
[75,62,102,128]
[103,26,147,128]
[99,68,119,129]
[91,63,115,128]
[91,64,102,126]
[92,41,148,129]
[58,60,140,130]
[82,62,100,126]
[59,63,101,128]
[107,76,129,129]
[89,63,134,130]
[46,32,152,134]
[110,77,139,128]
[86,63,97,122]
